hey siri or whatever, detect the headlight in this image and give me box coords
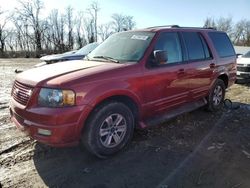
[38,88,75,107]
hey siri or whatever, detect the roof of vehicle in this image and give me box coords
[135,25,219,32]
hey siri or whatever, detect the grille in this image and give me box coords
[12,81,33,106]
[237,66,250,72]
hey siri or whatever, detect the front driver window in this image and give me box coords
[154,32,183,64]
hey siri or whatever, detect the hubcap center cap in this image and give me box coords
[110,127,115,133]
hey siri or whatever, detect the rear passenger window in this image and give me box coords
[182,32,211,61]
[208,32,235,58]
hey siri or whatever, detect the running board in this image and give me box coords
[141,98,207,128]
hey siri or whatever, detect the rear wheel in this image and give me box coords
[206,79,225,112]
[81,102,134,158]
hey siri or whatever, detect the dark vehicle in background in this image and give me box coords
[237,51,250,81]
[36,42,99,67]
[10,26,236,158]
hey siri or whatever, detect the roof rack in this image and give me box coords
[146,25,217,30]
[146,25,180,29]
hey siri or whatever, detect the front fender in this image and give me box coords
[74,81,143,135]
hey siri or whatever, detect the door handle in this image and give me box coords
[210,63,216,69]
[177,68,185,75]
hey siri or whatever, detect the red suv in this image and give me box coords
[10,26,236,158]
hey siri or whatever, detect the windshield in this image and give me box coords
[242,51,250,58]
[75,42,99,55]
[88,31,155,62]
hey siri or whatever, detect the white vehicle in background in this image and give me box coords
[237,51,250,82]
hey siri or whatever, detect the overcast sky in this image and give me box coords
[1,0,250,28]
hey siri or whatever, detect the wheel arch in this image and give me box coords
[78,93,141,134]
[217,74,229,88]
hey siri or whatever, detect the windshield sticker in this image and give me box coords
[131,35,149,40]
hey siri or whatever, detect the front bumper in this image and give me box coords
[237,71,250,79]
[237,64,250,79]
[10,99,91,147]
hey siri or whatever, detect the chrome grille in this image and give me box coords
[11,81,33,106]
[237,66,250,72]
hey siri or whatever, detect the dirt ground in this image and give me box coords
[0,58,250,188]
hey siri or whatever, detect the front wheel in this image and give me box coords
[81,102,134,158]
[206,79,226,112]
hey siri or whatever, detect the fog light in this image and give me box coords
[38,128,52,136]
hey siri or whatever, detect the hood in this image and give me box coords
[40,53,80,62]
[16,60,121,86]
[237,57,250,64]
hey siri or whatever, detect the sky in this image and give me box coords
[1,0,250,28]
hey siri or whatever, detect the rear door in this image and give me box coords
[181,31,215,100]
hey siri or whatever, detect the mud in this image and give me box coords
[0,58,250,188]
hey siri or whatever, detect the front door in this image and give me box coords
[143,32,190,117]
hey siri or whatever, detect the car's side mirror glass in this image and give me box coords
[153,50,168,65]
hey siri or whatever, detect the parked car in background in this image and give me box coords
[10,26,236,158]
[237,51,250,81]
[36,42,99,67]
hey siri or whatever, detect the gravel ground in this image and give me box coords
[0,58,250,188]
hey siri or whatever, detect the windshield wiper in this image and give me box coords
[92,56,119,63]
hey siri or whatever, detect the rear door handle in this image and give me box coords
[177,68,185,75]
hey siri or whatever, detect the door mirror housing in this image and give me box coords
[154,50,168,65]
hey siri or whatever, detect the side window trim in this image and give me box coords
[198,32,213,60]
[177,32,188,62]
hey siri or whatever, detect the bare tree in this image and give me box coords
[111,13,125,32]
[1,1,140,57]
[124,15,136,30]
[46,9,66,52]
[0,8,9,54]
[75,11,87,48]
[15,0,44,55]
[87,1,100,42]
[216,17,233,37]
[203,17,216,28]
[111,13,136,32]
[234,20,250,46]
[233,19,247,45]
[83,15,95,43]
[98,23,113,41]
[65,6,74,50]
[5,30,16,52]
[203,16,250,46]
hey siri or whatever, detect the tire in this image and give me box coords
[206,79,226,112]
[81,102,134,158]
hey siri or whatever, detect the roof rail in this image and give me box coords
[178,26,217,30]
[146,25,180,29]
[205,27,217,30]
[146,25,217,30]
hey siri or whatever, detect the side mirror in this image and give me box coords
[154,50,168,65]
[236,53,242,58]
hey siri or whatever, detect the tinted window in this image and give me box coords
[182,32,206,61]
[208,32,235,58]
[154,32,182,64]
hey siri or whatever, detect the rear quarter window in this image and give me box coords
[208,32,235,58]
